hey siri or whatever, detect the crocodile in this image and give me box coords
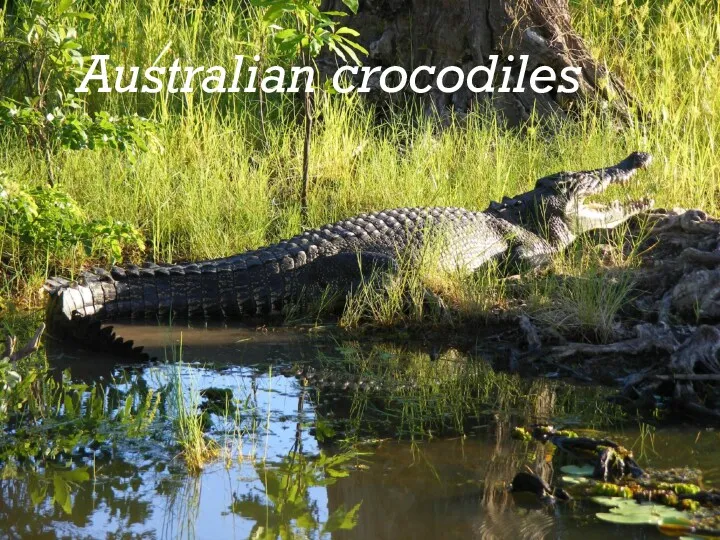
[44,152,653,354]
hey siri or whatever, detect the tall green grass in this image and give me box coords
[1,0,719,313]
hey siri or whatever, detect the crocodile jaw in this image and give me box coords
[572,198,654,232]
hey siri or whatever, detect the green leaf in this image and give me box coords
[60,40,81,50]
[264,5,290,23]
[29,476,47,506]
[326,467,350,478]
[60,467,90,483]
[275,28,299,40]
[596,512,664,525]
[596,500,689,526]
[53,476,73,514]
[328,41,347,62]
[336,34,368,53]
[305,4,323,19]
[231,499,275,522]
[30,485,47,506]
[65,12,96,20]
[559,464,595,476]
[340,0,359,13]
[590,496,633,507]
[336,41,361,65]
[335,27,359,36]
[322,502,362,533]
[258,469,282,500]
[295,513,317,530]
[559,475,588,486]
[57,0,74,16]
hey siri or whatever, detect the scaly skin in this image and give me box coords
[44,152,653,354]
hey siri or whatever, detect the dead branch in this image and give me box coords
[2,324,45,363]
[548,323,679,359]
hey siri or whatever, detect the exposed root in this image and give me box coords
[519,209,720,423]
[518,315,542,351]
[548,323,678,359]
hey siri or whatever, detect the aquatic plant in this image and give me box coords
[167,361,220,473]
[229,448,362,538]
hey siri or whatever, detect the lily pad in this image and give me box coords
[608,505,685,518]
[596,501,689,526]
[590,496,635,507]
[560,475,589,485]
[560,464,595,477]
[596,512,665,525]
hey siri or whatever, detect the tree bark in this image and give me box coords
[323,0,635,126]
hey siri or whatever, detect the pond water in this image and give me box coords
[2,323,719,539]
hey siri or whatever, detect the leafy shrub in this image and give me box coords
[0,0,157,183]
[0,171,144,263]
[0,103,157,155]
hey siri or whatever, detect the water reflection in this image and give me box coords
[2,323,715,539]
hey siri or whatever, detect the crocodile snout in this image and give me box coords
[627,151,653,169]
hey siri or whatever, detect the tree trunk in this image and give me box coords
[301,90,313,223]
[323,0,635,126]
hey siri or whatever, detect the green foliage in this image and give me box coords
[27,465,91,515]
[0,0,91,104]
[0,0,716,322]
[115,388,162,437]
[0,103,157,154]
[0,351,164,516]
[0,358,23,410]
[252,0,366,64]
[251,0,367,220]
[168,362,220,473]
[230,449,362,538]
[0,366,162,465]
[313,343,625,438]
[594,498,689,525]
[0,171,144,263]
[0,0,157,181]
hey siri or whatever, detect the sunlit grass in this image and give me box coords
[523,219,651,342]
[527,268,636,342]
[339,239,443,328]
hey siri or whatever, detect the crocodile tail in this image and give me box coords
[44,273,150,361]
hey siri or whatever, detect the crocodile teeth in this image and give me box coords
[623,197,654,211]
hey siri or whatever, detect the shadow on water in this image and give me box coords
[2,322,718,538]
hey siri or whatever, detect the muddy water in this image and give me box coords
[5,323,719,539]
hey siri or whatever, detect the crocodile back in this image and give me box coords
[44,206,511,334]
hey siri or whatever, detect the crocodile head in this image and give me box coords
[488,152,654,240]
